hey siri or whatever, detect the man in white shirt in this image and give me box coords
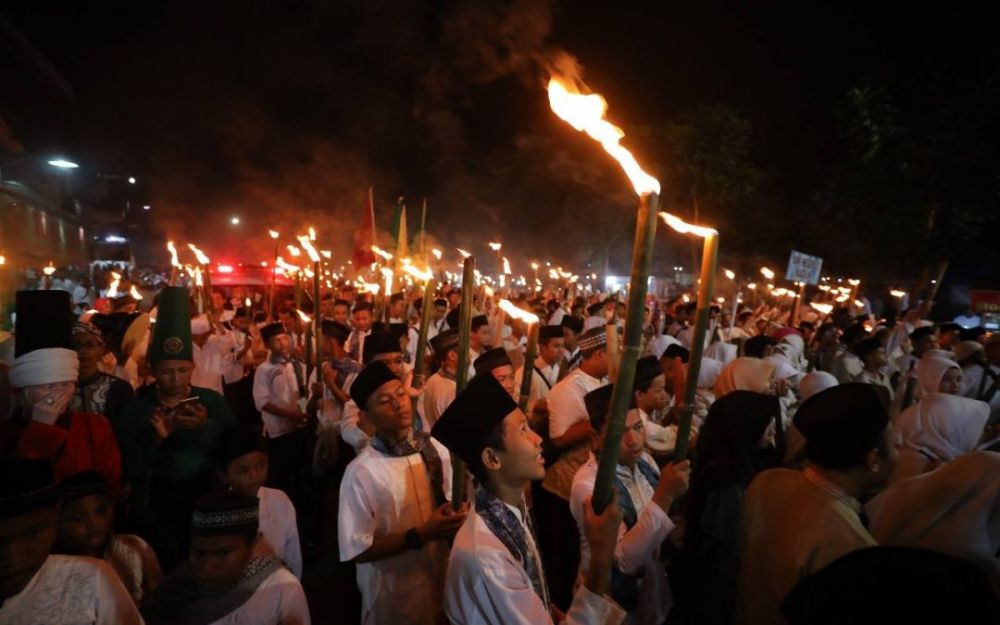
[339,362,465,625]
[962,336,1000,422]
[347,302,375,363]
[425,298,449,342]
[571,385,690,623]
[558,316,585,381]
[142,490,310,625]
[253,323,309,505]
[423,329,460,430]
[431,373,627,625]
[339,331,409,450]
[191,316,227,394]
[0,458,142,625]
[513,325,564,426]
[539,326,609,608]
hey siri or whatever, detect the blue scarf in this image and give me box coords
[609,457,660,612]
[370,431,446,508]
[475,488,550,609]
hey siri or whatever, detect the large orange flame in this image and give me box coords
[659,212,717,238]
[187,244,210,265]
[498,299,539,325]
[547,77,660,196]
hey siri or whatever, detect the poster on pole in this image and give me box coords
[786,250,823,285]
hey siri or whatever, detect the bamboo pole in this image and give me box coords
[313,260,322,376]
[674,231,719,461]
[518,321,540,413]
[592,192,659,514]
[452,256,475,510]
[412,279,436,389]
[791,282,806,326]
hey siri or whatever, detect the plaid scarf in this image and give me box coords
[370,431,447,508]
[475,488,550,610]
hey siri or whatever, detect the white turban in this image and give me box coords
[799,371,838,401]
[9,348,80,389]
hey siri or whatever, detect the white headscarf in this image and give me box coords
[917,355,962,396]
[697,357,724,389]
[779,334,806,371]
[896,393,990,462]
[764,354,800,382]
[9,348,80,388]
[800,371,838,400]
[705,341,737,365]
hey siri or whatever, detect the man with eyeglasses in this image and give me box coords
[339,361,466,625]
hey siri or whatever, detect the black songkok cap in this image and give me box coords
[474,347,512,376]
[191,490,259,537]
[349,361,399,408]
[58,471,108,505]
[260,322,286,343]
[793,383,889,470]
[430,328,459,355]
[471,314,488,330]
[634,355,662,388]
[560,316,584,334]
[363,331,400,364]
[539,325,563,343]
[0,458,59,518]
[432,373,518,467]
[586,302,604,316]
[321,319,351,343]
[215,425,267,470]
[663,344,690,363]
[584,384,614,431]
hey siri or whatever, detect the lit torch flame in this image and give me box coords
[431,248,442,260]
[659,212,717,238]
[498,299,540,325]
[43,261,56,276]
[308,226,316,241]
[890,289,906,298]
[268,230,279,240]
[107,271,121,298]
[401,263,432,282]
[724,269,735,280]
[287,245,300,257]
[130,285,143,300]
[502,257,511,275]
[187,244,210,265]
[488,242,502,252]
[320,250,332,259]
[810,303,834,315]
[297,235,321,263]
[166,241,181,268]
[547,75,660,195]
[456,248,471,259]
[296,309,311,324]
[371,245,393,261]
[760,266,775,280]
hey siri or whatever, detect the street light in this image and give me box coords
[230,216,241,225]
[128,176,136,184]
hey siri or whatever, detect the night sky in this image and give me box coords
[1,1,996,278]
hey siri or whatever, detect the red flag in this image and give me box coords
[352,187,378,268]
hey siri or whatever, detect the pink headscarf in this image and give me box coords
[714,357,776,398]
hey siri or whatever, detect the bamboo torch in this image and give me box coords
[268,230,279,320]
[548,73,661,513]
[299,234,323,376]
[499,300,540,412]
[403,263,435,389]
[660,213,719,461]
[167,241,180,286]
[188,244,213,313]
[452,255,476,510]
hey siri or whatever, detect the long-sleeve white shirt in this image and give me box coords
[513,357,559,417]
[444,504,626,625]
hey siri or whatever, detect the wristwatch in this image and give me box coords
[405,527,424,550]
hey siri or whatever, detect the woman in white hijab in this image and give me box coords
[866,451,1000,578]
[917,355,964,397]
[891,393,990,483]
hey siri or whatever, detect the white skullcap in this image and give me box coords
[9,348,80,389]
[799,371,838,401]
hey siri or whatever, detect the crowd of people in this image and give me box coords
[1,273,999,625]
